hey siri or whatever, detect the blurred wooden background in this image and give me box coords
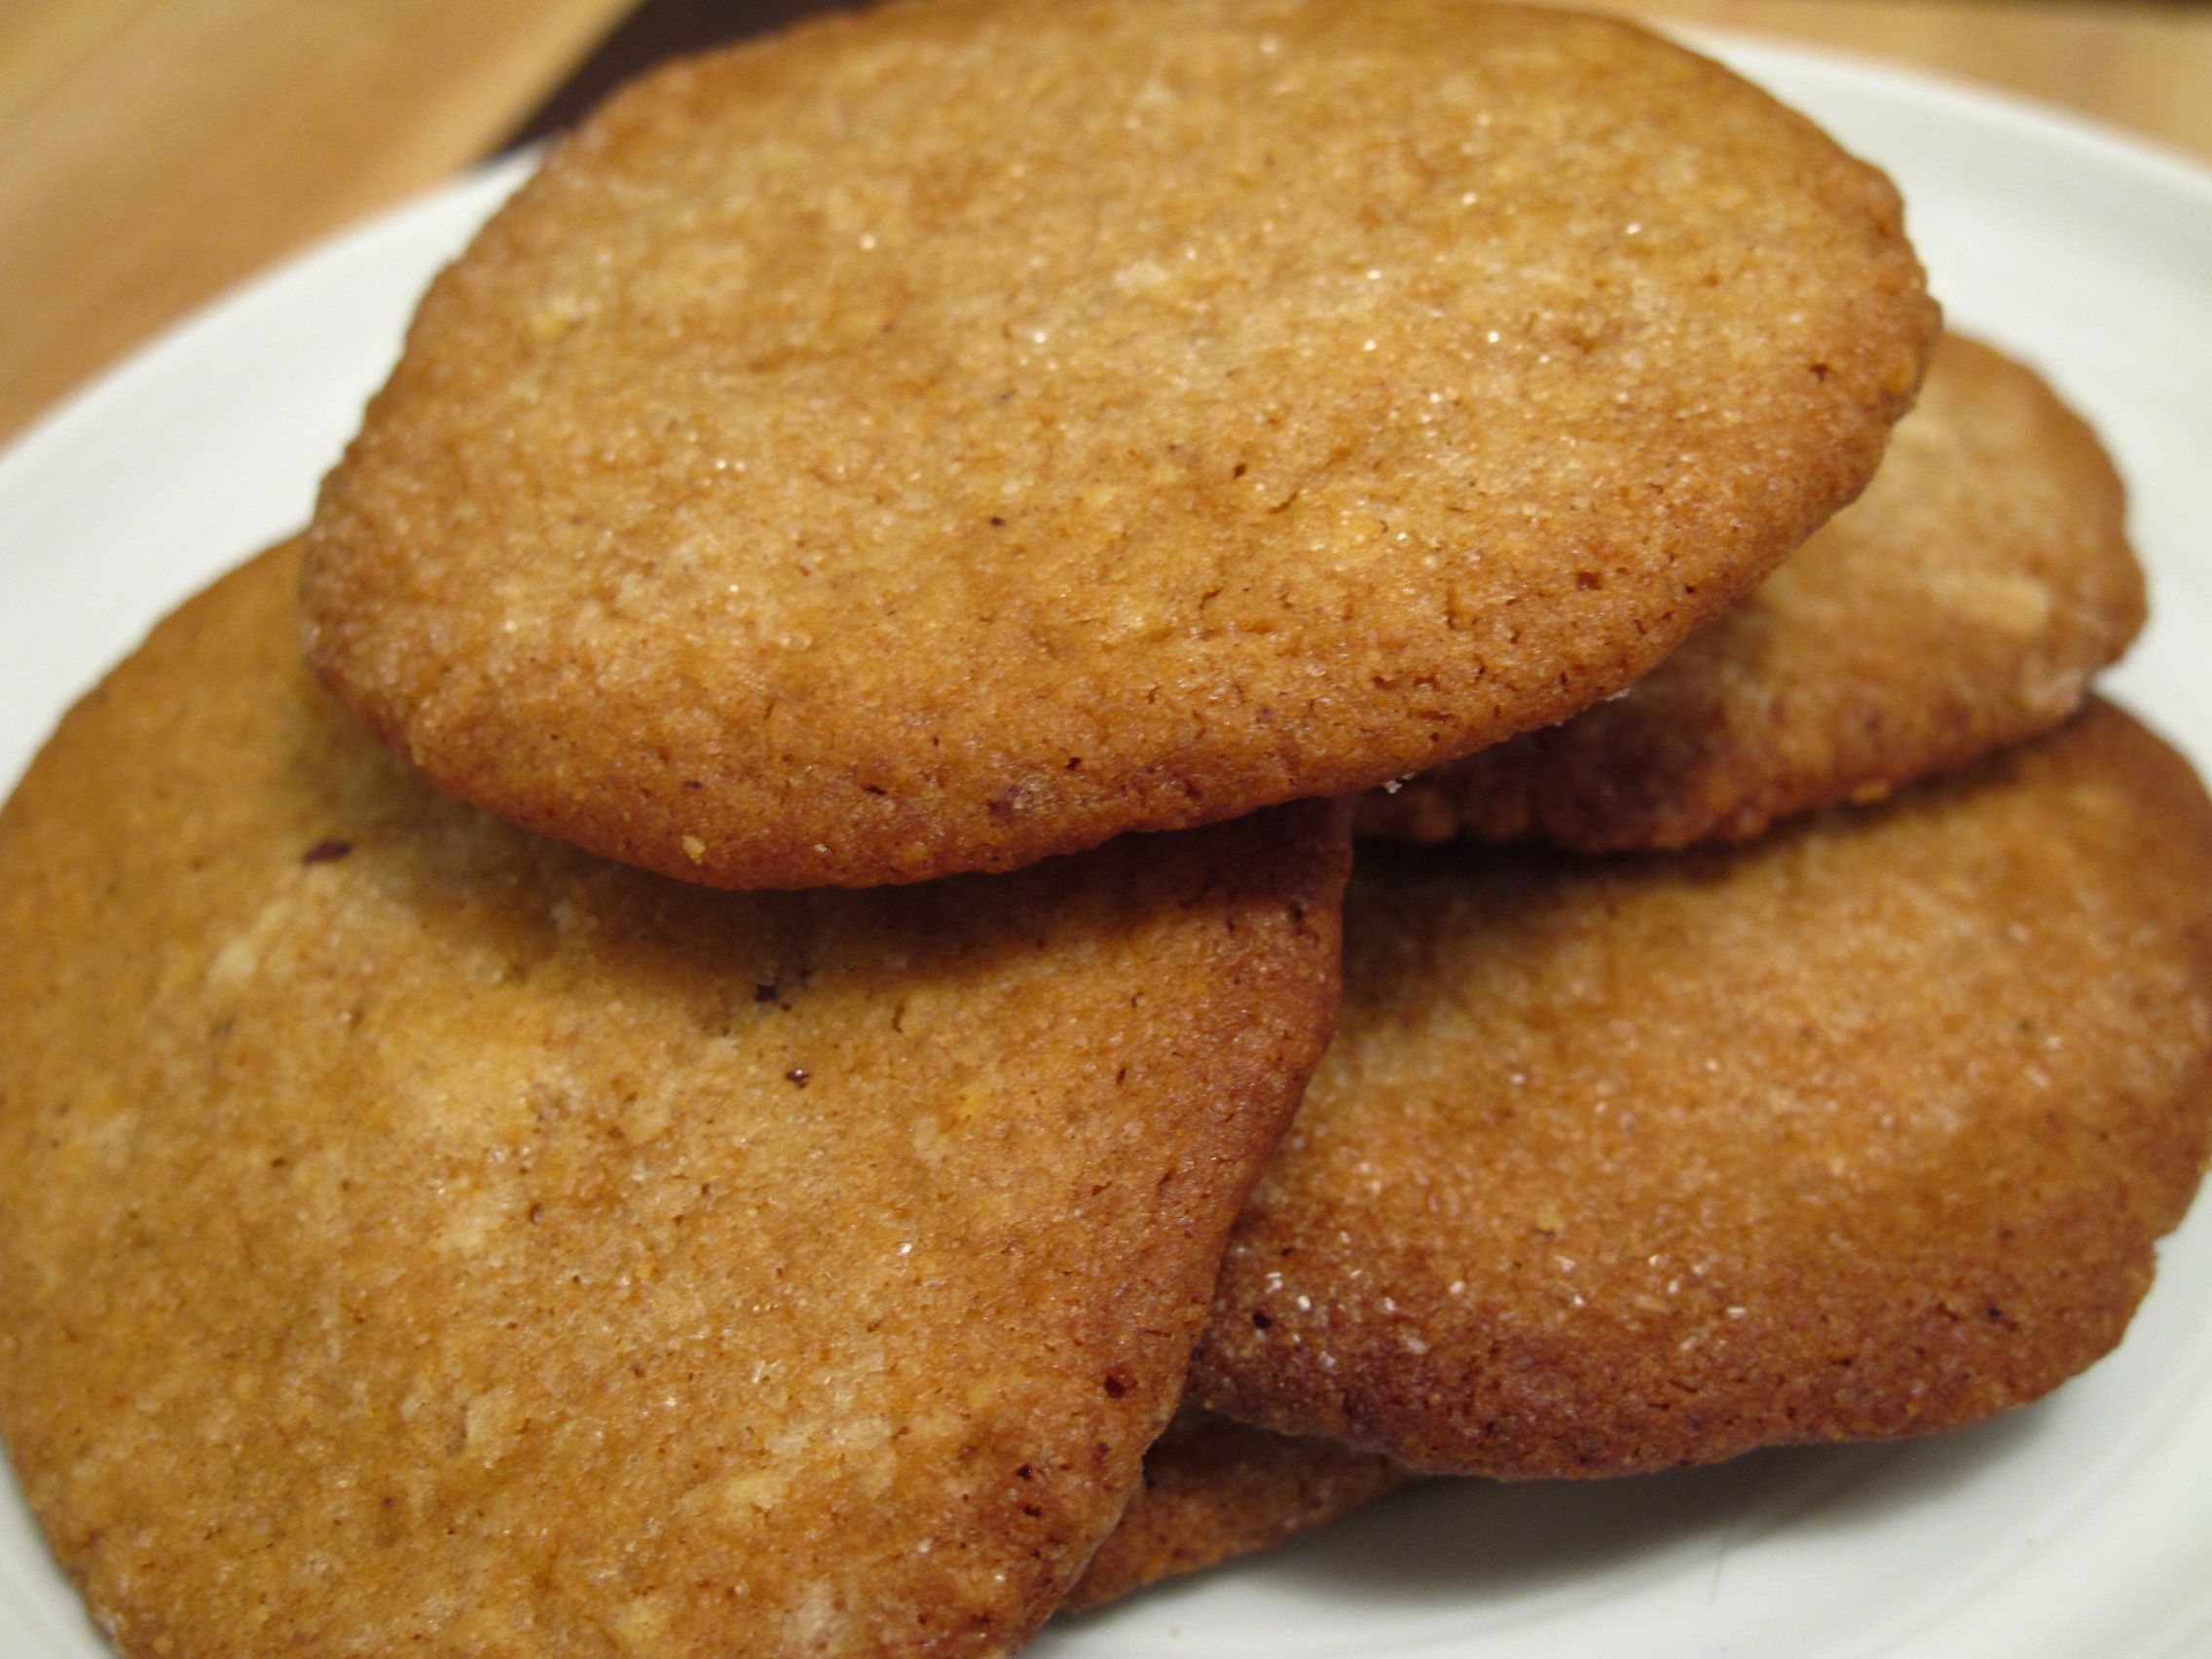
[5,0,2210,445]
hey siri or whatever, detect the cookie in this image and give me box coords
[1195,702,2212,1476]
[303,0,1936,890]
[1360,334,2141,848]
[0,544,1349,1659]
[1061,1409,1406,1612]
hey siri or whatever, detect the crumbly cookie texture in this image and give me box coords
[1061,1408,1407,1611]
[1361,334,2142,848]
[304,0,1936,890]
[1197,702,2212,1477]
[0,545,1349,1659]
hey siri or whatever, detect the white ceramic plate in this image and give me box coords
[5,34,2212,1659]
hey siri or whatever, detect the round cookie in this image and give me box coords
[1195,702,2212,1476]
[0,545,1349,1659]
[1061,1409,1407,1612]
[1360,334,2142,849]
[304,0,1936,890]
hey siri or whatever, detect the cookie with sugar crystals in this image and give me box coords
[1196,702,2212,1477]
[1361,334,2142,848]
[0,544,1348,1659]
[304,0,1936,890]
[1061,1409,1407,1612]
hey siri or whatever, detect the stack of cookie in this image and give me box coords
[1,3,2205,1656]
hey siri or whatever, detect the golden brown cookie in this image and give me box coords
[1360,334,2141,849]
[0,545,1349,1659]
[1061,1408,1407,1612]
[1196,702,2212,1477]
[304,0,1936,891]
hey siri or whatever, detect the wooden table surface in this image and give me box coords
[4,0,2209,447]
